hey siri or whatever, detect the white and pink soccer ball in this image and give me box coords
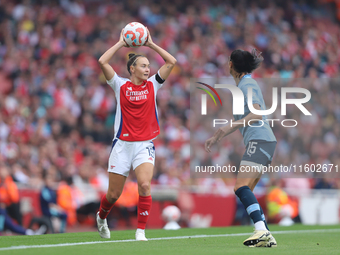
[123,22,148,48]
[162,205,181,230]
[162,205,181,222]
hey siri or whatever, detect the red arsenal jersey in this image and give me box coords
[106,72,164,141]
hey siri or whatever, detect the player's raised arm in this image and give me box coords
[98,29,128,81]
[144,28,177,80]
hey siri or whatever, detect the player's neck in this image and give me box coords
[234,73,247,86]
[130,76,144,85]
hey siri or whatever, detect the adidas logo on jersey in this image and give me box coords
[127,87,132,91]
[140,211,149,216]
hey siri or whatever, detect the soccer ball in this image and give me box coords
[162,205,181,222]
[123,22,148,48]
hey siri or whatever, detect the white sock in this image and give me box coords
[254,221,267,231]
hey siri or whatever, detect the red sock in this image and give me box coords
[137,195,152,229]
[98,195,114,219]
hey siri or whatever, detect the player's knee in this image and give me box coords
[106,190,122,203]
[138,182,150,195]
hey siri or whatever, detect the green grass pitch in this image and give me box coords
[0,224,339,255]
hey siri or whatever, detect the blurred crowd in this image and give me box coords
[1,0,340,232]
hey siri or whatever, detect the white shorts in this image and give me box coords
[107,139,155,177]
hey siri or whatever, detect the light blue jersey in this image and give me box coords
[233,74,276,145]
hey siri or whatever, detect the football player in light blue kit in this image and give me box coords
[205,49,277,248]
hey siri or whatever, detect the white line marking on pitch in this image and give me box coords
[0,228,339,251]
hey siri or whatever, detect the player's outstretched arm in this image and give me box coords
[98,29,128,81]
[144,28,177,80]
[205,104,262,152]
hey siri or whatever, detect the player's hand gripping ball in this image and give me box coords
[123,22,148,48]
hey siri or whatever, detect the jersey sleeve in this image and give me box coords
[106,73,127,93]
[148,71,165,92]
[241,83,262,107]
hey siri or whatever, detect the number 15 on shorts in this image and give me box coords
[247,141,257,157]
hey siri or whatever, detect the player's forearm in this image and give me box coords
[213,113,261,142]
[98,41,125,65]
[211,124,237,143]
[235,112,262,129]
[148,43,177,65]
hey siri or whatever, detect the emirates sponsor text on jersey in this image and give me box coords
[126,89,149,101]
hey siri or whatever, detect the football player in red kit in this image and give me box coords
[96,28,176,241]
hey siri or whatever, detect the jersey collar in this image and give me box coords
[241,74,252,80]
[129,79,147,87]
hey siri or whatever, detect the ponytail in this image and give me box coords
[230,48,263,74]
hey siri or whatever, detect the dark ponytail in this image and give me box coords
[127,53,144,75]
[230,48,263,74]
